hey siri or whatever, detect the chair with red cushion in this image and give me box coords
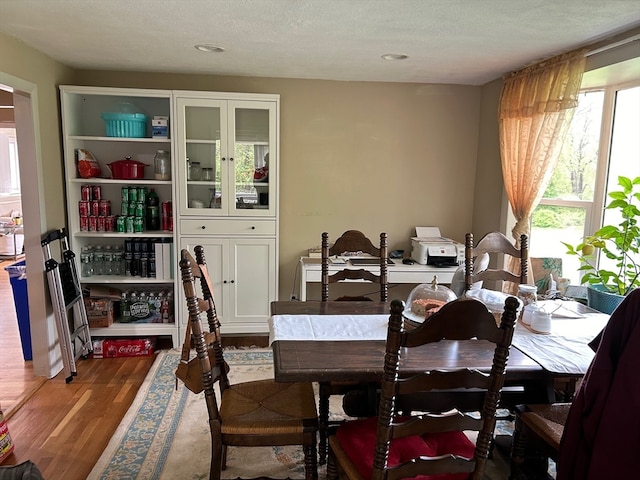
[327,296,519,480]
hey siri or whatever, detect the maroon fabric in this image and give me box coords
[557,288,640,480]
[335,416,475,480]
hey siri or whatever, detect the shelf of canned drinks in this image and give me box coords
[71,178,172,184]
[75,231,173,237]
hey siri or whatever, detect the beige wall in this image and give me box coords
[0,31,505,310]
[73,70,500,299]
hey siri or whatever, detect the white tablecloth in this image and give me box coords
[511,300,609,375]
[268,314,389,345]
[269,301,609,376]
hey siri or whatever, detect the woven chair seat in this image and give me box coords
[220,380,317,435]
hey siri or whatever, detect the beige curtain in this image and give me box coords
[499,49,587,287]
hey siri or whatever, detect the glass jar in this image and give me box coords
[202,167,213,181]
[404,276,457,323]
[517,284,538,308]
[189,162,202,181]
[154,150,171,180]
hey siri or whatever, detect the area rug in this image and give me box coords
[88,348,517,480]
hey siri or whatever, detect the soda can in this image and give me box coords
[81,185,92,201]
[90,200,100,216]
[121,201,129,216]
[162,215,170,231]
[78,200,90,217]
[116,215,126,233]
[105,215,115,232]
[161,201,172,216]
[134,217,144,233]
[128,202,136,216]
[137,186,147,204]
[125,216,135,233]
[121,186,129,203]
[80,216,89,231]
[128,186,138,203]
[99,199,111,216]
[97,216,106,232]
[92,185,102,201]
[89,215,98,232]
[135,202,145,218]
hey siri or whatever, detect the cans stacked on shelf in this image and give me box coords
[118,186,147,233]
[79,185,115,232]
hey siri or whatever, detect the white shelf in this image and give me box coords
[70,178,172,185]
[90,322,176,339]
[69,135,171,143]
[81,276,173,284]
[74,231,173,238]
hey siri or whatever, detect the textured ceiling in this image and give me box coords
[1,0,640,85]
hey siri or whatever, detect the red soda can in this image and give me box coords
[88,216,98,231]
[162,215,170,231]
[97,216,106,232]
[80,216,89,231]
[161,201,172,216]
[92,185,102,201]
[105,215,115,232]
[91,200,100,216]
[78,200,90,217]
[81,185,91,201]
[99,199,111,216]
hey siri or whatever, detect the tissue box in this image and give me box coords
[152,116,169,139]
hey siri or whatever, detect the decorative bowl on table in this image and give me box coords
[404,276,456,323]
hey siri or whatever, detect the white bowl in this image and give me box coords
[531,311,552,334]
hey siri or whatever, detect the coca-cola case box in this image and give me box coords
[92,337,156,358]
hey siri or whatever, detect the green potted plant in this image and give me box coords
[562,175,640,313]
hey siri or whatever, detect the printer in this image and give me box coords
[410,227,464,267]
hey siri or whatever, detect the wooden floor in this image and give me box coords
[0,262,267,479]
[0,260,157,479]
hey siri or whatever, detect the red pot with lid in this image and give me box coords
[107,157,148,179]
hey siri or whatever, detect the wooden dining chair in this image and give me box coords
[317,230,388,463]
[321,230,388,302]
[327,296,519,480]
[465,231,529,293]
[509,403,571,479]
[179,247,319,480]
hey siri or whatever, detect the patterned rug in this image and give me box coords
[88,348,520,479]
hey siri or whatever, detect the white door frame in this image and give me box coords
[1,72,60,378]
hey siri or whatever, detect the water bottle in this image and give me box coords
[93,245,104,276]
[103,245,113,275]
[81,246,93,277]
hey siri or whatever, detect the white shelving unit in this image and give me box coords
[59,86,178,347]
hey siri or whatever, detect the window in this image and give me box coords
[0,127,20,195]
[530,83,640,285]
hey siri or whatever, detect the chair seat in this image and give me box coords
[331,416,475,480]
[519,403,571,452]
[220,380,317,436]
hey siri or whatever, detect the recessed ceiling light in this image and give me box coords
[195,44,225,53]
[382,53,408,61]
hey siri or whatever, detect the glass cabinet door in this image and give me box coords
[228,101,275,216]
[176,98,227,215]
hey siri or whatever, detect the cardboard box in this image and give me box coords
[84,298,115,328]
[92,337,156,358]
[152,116,169,138]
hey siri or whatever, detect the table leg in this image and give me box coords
[318,382,331,465]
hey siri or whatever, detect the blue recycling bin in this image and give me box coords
[4,260,32,361]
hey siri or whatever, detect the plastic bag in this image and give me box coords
[76,148,101,178]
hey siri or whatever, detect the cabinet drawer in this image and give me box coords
[180,219,276,235]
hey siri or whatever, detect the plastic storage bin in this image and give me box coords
[100,112,148,138]
[4,260,32,361]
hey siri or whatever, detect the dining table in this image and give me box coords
[269,298,609,464]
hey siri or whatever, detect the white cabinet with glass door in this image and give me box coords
[174,94,277,217]
[173,91,279,335]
